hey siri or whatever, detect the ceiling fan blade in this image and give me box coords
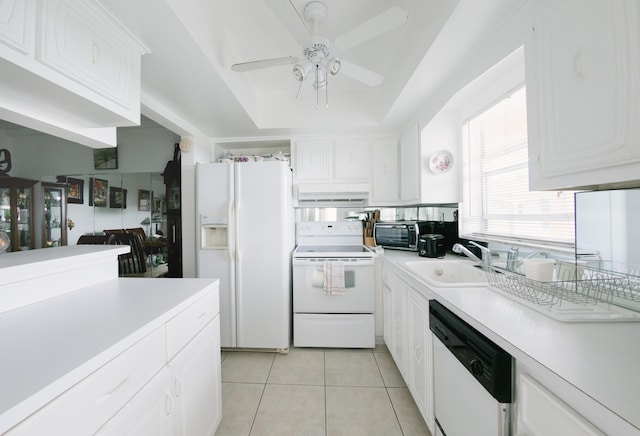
[334,6,408,51]
[340,61,383,87]
[231,56,299,72]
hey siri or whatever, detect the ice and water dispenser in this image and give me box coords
[200,214,228,249]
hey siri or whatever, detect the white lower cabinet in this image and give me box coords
[7,289,222,436]
[516,369,605,436]
[389,272,408,377]
[170,319,222,436]
[96,367,174,436]
[7,327,166,436]
[383,265,435,433]
[407,288,435,434]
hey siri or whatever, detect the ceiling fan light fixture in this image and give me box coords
[293,59,313,81]
[328,58,341,76]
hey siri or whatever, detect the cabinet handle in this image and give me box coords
[197,311,207,319]
[573,46,584,84]
[92,42,99,64]
[415,344,421,362]
[165,392,173,416]
[174,376,182,397]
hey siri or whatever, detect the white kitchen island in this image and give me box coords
[382,250,640,436]
[0,246,221,435]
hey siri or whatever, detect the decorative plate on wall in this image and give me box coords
[429,150,454,174]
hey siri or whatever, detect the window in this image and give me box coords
[460,86,575,247]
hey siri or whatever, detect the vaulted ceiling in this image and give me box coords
[101,0,528,140]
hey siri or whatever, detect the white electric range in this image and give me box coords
[292,221,376,348]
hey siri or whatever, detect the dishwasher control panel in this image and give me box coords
[429,300,513,403]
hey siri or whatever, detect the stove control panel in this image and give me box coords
[297,221,363,237]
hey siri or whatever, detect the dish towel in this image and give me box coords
[323,260,346,295]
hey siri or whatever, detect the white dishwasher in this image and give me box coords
[429,300,513,436]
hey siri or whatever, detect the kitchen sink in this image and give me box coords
[404,259,489,287]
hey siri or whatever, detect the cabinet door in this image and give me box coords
[407,289,434,433]
[37,0,142,114]
[400,124,420,203]
[294,140,332,181]
[334,139,370,181]
[371,139,399,203]
[41,182,67,247]
[170,318,222,436]
[96,367,173,436]
[0,0,34,56]
[527,0,640,190]
[516,371,605,436]
[389,273,408,377]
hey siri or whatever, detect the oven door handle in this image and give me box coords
[293,258,375,266]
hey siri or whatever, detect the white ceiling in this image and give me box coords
[99,0,528,141]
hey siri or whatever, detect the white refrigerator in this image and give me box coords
[196,161,293,350]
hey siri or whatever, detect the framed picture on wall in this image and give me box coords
[89,178,108,207]
[109,187,127,209]
[138,189,151,211]
[94,147,118,170]
[59,177,84,204]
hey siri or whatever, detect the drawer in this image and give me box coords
[7,327,165,435]
[294,313,375,348]
[166,290,219,360]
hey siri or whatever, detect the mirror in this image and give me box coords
[575,188,640,268]
[43,171,168,277]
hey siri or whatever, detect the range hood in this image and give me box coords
[296,183,370,205]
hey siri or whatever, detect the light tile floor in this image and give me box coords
[214,344,431,436]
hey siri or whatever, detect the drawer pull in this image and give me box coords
[197,311,207,319]
[99,376,129,402]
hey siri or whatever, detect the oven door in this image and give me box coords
[293,257,375,313]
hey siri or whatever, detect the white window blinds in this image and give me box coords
[460,86,575,246]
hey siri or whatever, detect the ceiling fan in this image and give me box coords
[231,1,408,108]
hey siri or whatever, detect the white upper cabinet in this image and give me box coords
[38,0,143,119]
[293,138,370,183]
[526,0,640,190]
[293,140,333,181]
[370,139,399,204]
[334,139,371,181]
[0,0,147,148]
[371,122,459,206]
[0,0,34,57]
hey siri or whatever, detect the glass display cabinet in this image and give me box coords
[0,176,37,252]
[41,182,67,247]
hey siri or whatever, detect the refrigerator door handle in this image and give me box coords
[228,197,235,261]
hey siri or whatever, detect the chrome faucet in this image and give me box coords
[506,247,519,272]
[452,241,491,269]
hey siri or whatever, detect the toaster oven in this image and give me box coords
[373,221,434,251]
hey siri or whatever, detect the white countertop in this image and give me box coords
[0,277,219,433]
[382,250,640,434]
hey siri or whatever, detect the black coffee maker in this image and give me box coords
[418,234,445,258]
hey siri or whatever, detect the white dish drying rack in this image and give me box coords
[486,259,640,322]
